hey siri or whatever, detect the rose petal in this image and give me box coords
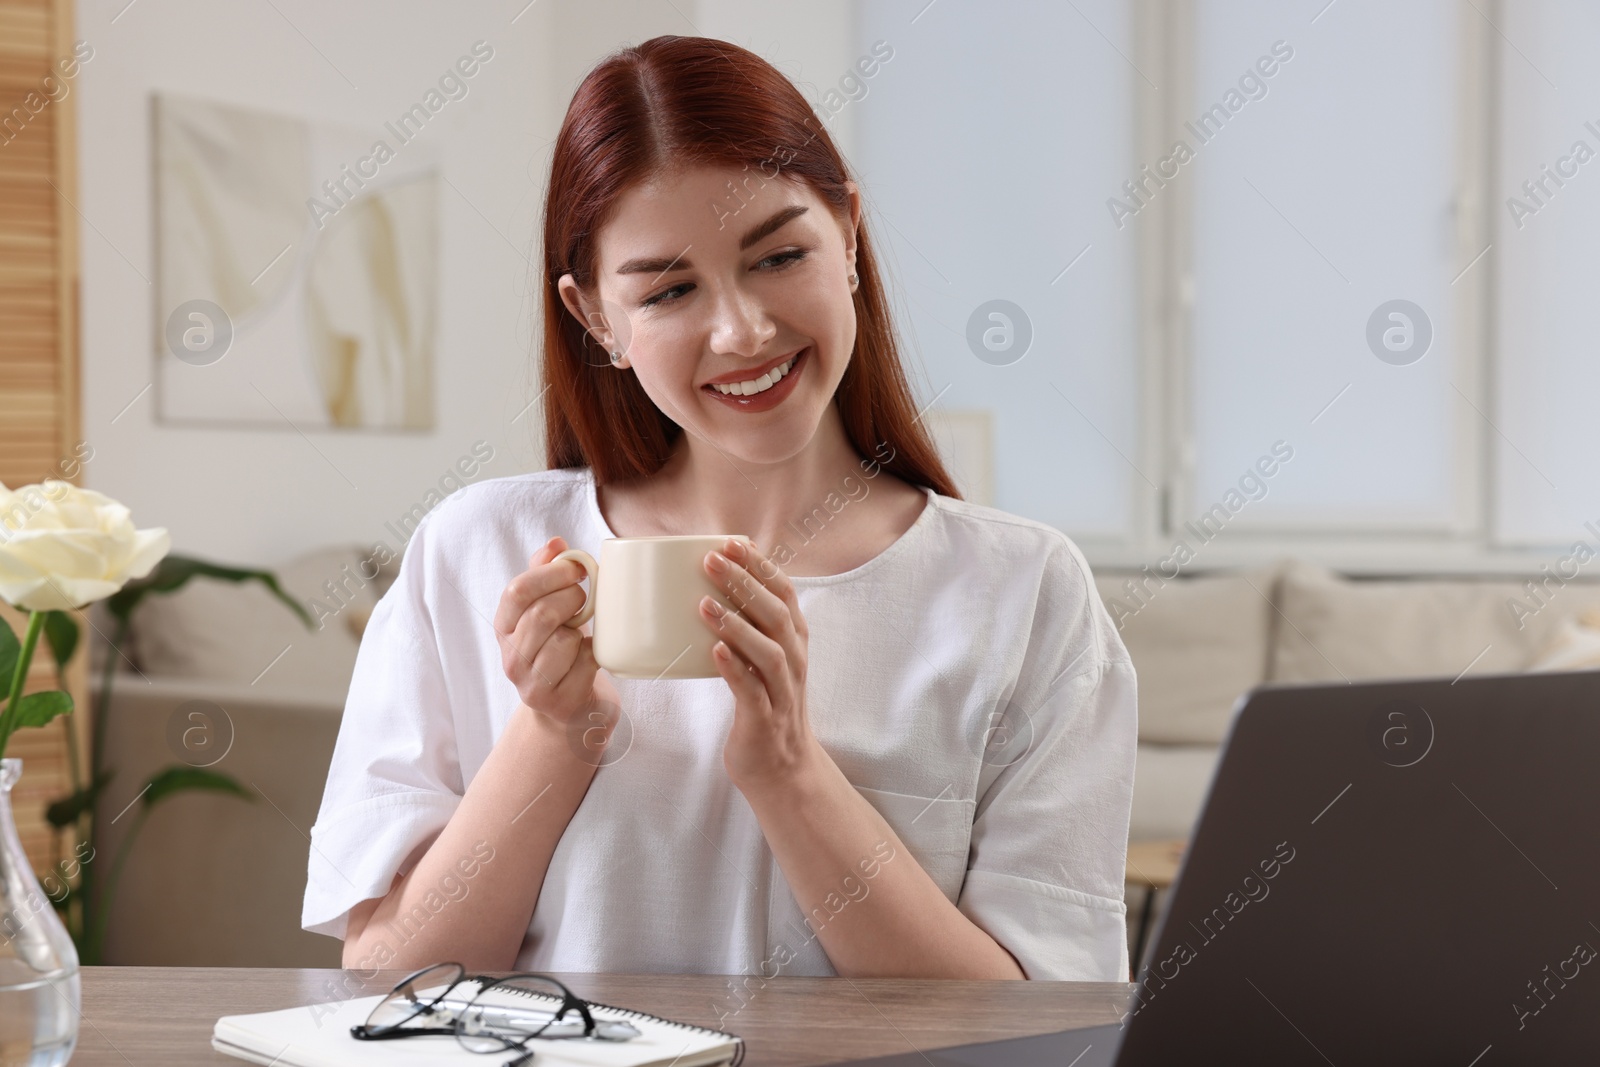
[0,483,170,611]
[118,528,171,582]
[2,529,112,581]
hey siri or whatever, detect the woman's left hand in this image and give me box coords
[699,537,822,794]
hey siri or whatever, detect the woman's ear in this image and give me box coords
[840,181,863,280]
[557,274,625,365]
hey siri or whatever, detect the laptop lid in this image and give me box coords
[1116,668,1600,1064]
[831,669,1600,1066]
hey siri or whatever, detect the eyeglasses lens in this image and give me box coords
[456,975,638,1050]
[366,963,463,1032]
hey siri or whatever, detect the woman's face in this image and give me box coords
[561,165,861,467]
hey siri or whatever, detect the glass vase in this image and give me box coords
[0,759,79,1066]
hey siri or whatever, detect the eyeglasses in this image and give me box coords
[351,962,641,1065]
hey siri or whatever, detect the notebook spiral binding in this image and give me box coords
[494,982,747,1067]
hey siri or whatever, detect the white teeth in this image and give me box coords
[712,353,799,396]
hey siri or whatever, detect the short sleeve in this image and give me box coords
[957,632,1139,979]
[301,518,465,941]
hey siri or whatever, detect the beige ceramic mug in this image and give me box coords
[554,536,754,679]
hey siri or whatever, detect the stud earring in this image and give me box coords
[610,349,624,365]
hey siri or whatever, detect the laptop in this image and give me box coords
[834,668,1600,1065]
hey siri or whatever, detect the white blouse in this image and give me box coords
[303,466,1138,982]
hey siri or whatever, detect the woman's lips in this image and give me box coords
[702,347,808,412]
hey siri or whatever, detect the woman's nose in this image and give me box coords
[705,282,775,356]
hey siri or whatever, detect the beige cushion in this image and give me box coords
[1529,609,1600,671]
[1269,559,1600,683]
[127,544,395,700]
[1095,561,1283,745]
[1130,742,1221,842]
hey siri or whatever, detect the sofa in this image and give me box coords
[88,547,1600,966]
[1096,558,1600,843]
[89,544,395,967]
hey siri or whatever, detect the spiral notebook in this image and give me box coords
[211,978,744,1067]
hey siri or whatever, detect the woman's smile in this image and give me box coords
[700,345,810,413]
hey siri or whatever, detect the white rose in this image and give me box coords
[0,481,171,612]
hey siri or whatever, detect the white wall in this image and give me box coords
[75,0,850,567]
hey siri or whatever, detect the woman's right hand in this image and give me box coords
[494,536,619,734]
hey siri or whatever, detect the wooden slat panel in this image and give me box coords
[0,324,56,340]
[0,111,57,150]
[0,199,57,229]
[0,304,56,339]
[0,368,61,390]
[0,127,55,167]
[0,389,56,413]
[0,334,56,355]
[0,0,85,877]
[0,269,55,290]
[0,144,57,175]
[0,456,61,475]
[0,468,64,490]
[0,19,58,158]
[0,4,50,60]
[0,433,58,448]
[0,313,56,337]
[0,184,54,210]
[0,212,54,240]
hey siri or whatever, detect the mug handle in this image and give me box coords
[553,548,599,627]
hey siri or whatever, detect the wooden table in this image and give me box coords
[65,966,1134,1065]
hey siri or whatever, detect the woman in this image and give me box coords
[303,35,1137,988]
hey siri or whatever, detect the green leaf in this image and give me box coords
[142,765,254,808]
[45,769,114,828]
[42,611,78,670]
[106,554,313,630]
[11,690,72,729]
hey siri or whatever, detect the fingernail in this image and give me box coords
[702,595,724,617]
[706,550,728,573]
[724,537,746,561]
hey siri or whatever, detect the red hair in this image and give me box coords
[540,35,962,500]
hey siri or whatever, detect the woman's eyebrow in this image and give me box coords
[737,204,808,251]
[614,204,810,276]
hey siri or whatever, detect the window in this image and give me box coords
[1184,0,1469,536]
[1491,1,1600,549]
[856,0,1141,540]
[854,0,1594,570]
